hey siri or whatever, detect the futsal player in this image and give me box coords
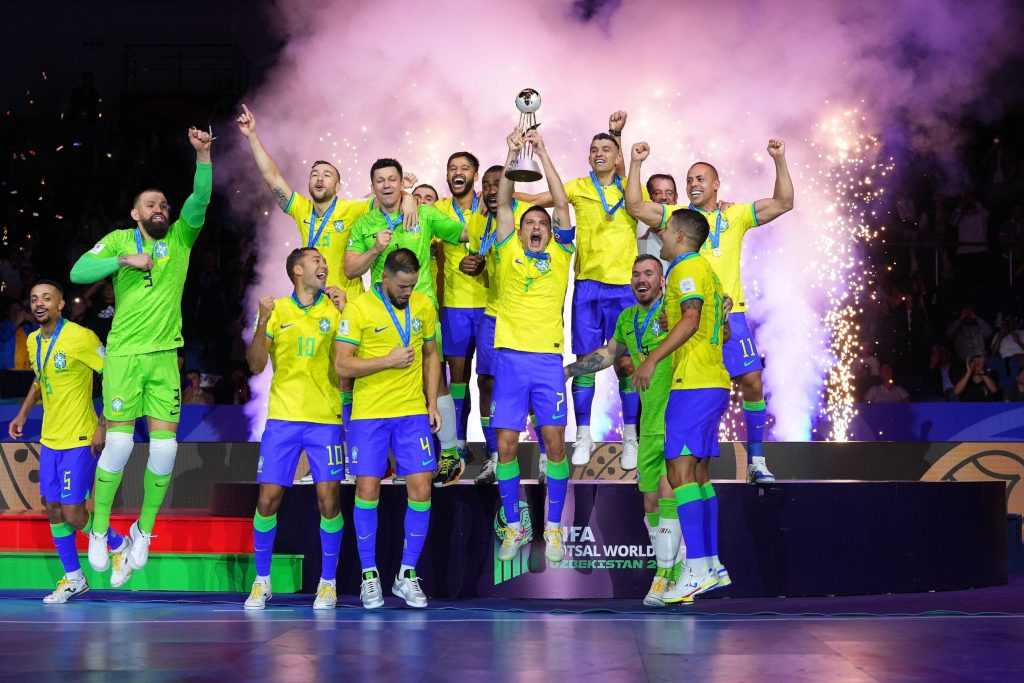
[336,248,441,609]
[517,111,644,470]
[491,128,574,563]
[8,280,126,601]
[625,140,794,483]
[70,127,212,578]
[412,184,439,205]
[243,248,346,610]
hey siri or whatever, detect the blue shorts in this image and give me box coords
[492,349,567,430]
[441,306,484,358]
[257,419,345,487]
[476,314,497,376]
[571,280,634,354]
[39,445,95,505]
[664,388,729,460]
[724,312,763,378]
[348,414,436,478]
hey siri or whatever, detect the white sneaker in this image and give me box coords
[620,436,638,470]
[392,571,428,608]
[127,521,152,570]
[313,579,337,609]
[747,456,776,484]
[360,571,385,609]
[110,537,133,588]
[538,453,548,483]
[693,567,722,596]
[713,562,732,588]
[474,457,497,484]
[244,578,272,609]
[543,525,564,563]
[87,531,109,572]
[498,525,530,561]
[571,433,593,466]
[43,575,89,604]
[643,574,670,607]
[664,565,718,604]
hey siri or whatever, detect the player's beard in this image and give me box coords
[143,215,170,239]
[449,175,474,200]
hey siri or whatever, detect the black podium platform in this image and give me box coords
[211,480,1008,599]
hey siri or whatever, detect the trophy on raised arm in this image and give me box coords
[505,88,543,182]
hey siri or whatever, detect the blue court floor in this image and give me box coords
[2,584,1023,682]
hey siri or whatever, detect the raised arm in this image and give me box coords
[609,110,627,178]
[753,139,794,225]
[513,190,553,208]
[236,105,293,210]
[179,127,213,229]
[625,143,667,227]
[246,297,275,374]
[528,130,571,230]
[495,130,521,243]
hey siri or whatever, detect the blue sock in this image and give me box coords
[619,377,639,427]
[354,497,379,571]
[106,526,124,550]
[674,483,707,561]
[253,512,277,577]
[342,391,354,474]
[546,459,570,524]
[481,417,498,455]
[51,523,80,574]
[496,460,521,524]
[319,514,343,581]
[402,499,431,568]
[743,399,767,462]
[701,482,719,560]
[571,375,596,428]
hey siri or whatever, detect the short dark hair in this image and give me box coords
[384,248,420,275]
[646,173,677,196]
[483,165,505,177]
[591,132,620,150]
[412,183,438,197]
[30,279,65,298]
[633,254,664,273]
[370,158,403,181]
[519,205,551,228]
[668,208,710,248]
[311,160,340,176]
[688,161,719,181]
[285,247,319,282]
[447,151,480,172]
[133,187,165,207]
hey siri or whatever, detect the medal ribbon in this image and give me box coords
[688,203,724,252]
[376,284,411,347]
[307,197,338,247]
[36,317,66,383]
[589,171,625,218]
[451,194,479,225]
[633,297,662,350]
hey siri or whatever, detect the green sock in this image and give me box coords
[645,511,660,528]
[81,512,94,535]
[138,468,172,534]
[92,467,124,535]
[658,497,678,521]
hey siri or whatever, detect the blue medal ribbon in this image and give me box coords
[664,252,696,281]
[380,207,403,231]
[36,317,66,382]
[307,197,338,247]
[134,228,146,254]
[688,203,725,252]
[291,290,324,310]
[451,194,479,225]
[633,297,662,349]
[480,200,516,256]
[589,171,624,218]
[376,284,411,347]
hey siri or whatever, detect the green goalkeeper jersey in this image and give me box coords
[71,162,212,356]
[613,298,672,436]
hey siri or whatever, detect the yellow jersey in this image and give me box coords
[664,252,730,390]
[467,201,533,318]
[264,292,342,424]
[660,202,759,313]
[434,196,487,309]
[564,174,647,285]
[493,234,574,354]
[337,288,437,420]
[284,192,372,299]
[27,320,104,450]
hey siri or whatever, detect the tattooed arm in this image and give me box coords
[564,339,627,379]
[237,104,294,210]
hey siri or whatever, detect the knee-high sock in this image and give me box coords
[700,482,719,564]
[51,522,80,575]
[496,460,521,525]
[354,497,379,572]
[571,374,596,427]
[619,376,640,431]
[659,497,684,581]
[675,483,707,571]
[545,458,569,525]
[481,416,498,457]
[81,512,125,549]
[93,428,134,534]
[319,514,343,581]
[138,432,177,534]
[743,399,767,462]
[253,511,277,578]
[436,393,459,452]
[402,499,431,569]
[450,382,468,446]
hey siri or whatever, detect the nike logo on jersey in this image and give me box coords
[374,326,388,333]
[280,323,295,329]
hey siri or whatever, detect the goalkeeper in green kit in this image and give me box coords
[70,127,213,583]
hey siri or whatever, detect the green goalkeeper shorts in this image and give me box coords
[637,433,667,494]
[103,349,181,424]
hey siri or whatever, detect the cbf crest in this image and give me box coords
[318,318,331,334]
[54,351,68,371]
[534,258,551,274]
[333,219,345,233]
[154,241,170,258]
[412,318,423,334]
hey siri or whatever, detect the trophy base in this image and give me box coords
[505,167,543,182]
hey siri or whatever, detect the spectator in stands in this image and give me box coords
[182,370,214,406]
[991,313,1024,392]
[864,363,911,403]
[0,300,37,370]
[953,355,1000,402]
[946,305,992,362]
[924,344,957,401]
[1006,367,1024,402]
